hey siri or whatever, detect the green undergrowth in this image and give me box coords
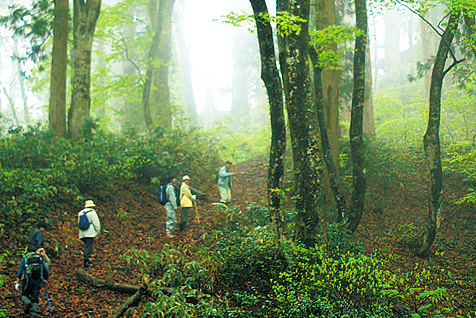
[113,205,471,317]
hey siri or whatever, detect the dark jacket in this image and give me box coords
[16,253,50,281]
[27,228,44,253]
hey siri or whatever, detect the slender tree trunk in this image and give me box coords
[3,87,20,127]
[348,0,367,233]
[13,40,31,126]
[68,0,101,138]
[49,0,69,138]
[249,0,287,244]
[282,0,325,246]
[363,35,375,138]
[310,48,347,222]
[417,10,461,257]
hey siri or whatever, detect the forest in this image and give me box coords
[0,0,475,317]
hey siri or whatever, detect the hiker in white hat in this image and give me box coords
[78,200,101,268]
[179,175,196,231]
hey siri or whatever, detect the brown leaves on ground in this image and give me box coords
[1,156,475,316]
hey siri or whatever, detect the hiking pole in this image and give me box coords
[44,287,53,313]
[193,200,200,224]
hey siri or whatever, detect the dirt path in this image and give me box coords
[0,160,268,317]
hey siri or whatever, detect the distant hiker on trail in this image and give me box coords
[27,220,51,266]
[217,161,235,205]
[180,175,196,232]
[15,248,50,318]
[78,200,101,268]
[165,176,179,238]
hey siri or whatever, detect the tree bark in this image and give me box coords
[347,0,367,233]
[312,0,342,222]
[249,0,287,244]
[68,0,101,138]
[142,0,175,129]
[417,10,461,257]
[281,0,325,246]
[49,0,69,138]
[152,0,176,129]
[310,48,347,222]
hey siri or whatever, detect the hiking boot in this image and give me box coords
[29,303,38,318]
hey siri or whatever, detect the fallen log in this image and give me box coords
[113,287,148,318]
[75,268,198,316]
[75,268,141,294]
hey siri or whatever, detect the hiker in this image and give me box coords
[217,161,235,204]
[27,221,51,266]
[78,200,101,268]
[165,176,179,238]
[15,248,50,318]
[180,175,196,232]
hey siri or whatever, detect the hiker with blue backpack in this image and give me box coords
[78,200,101,268]
[15,248,50,317]
[158,176,179,238]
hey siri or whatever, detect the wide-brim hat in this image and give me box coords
[85,200,96,208]
[183,175,190,180]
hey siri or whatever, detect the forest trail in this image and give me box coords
[0,159,269,317]
[1,156,475,316]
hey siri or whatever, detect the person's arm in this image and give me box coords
[91,211,101,234]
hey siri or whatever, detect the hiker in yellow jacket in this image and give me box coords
[180,175,196,231]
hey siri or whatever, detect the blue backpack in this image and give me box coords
[78,210,92,230]
[157,185,168,205]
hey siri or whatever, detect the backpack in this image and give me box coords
[157,185,168,205]
[23,254,44,282]
[78,210,92,230]
[157,184,180,206]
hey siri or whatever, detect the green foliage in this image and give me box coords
[0,126,221,234]
[444,143,476,204]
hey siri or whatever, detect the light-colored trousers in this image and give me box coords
[165,202,177,233]
[219,186,231,204]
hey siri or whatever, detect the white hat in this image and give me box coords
[183,175,190,180]
[85,200,96,208]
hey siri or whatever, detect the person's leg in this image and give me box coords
[165,203,176,236]
[29,280,42,317]
[219,187,227,204]
[225,187,232,204]
[82,237,94,267]
[21,279,32,314]
[180,207,190,231]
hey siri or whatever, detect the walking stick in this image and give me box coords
[44,287,53,313]
[193,200,200,224]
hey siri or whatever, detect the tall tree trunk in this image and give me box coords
[142,0,164,129]
[347,0,367,233]
[142,0,175,129]
[49,0,69,138]
[249,0,287,244]
[176,1,197,126]
[417,10,461,257]
[310,48,347,222]
[313,0,342,222]
[152,0,175,129]
[68,0,101,138]
[281,0,325,246]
